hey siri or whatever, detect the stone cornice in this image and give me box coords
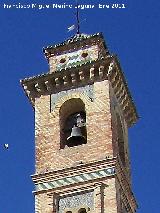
[20,55,138,127]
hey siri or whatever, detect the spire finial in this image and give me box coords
[76,0,80,34]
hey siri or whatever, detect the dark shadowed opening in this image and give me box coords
[59,98,87,149]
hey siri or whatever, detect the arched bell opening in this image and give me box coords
[59,98,87,149]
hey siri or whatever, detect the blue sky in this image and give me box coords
[0,0,159,212]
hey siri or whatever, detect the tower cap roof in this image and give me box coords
[43,32,104,50]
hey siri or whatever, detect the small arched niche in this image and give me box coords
[116,113,126,166]
[59,98,87,149]
[78,208,87,213]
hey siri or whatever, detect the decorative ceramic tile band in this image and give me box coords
[35,167,115,192]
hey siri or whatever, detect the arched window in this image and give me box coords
[59,98,87,149]
[116,114,126,166]
[78,208,87,213]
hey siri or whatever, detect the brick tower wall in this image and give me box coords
[35,80,114,174]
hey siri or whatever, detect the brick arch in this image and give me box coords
[59,98,85,123]
[54,92,91,116]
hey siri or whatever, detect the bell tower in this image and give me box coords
[21,33,138,213]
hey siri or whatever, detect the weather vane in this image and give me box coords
[68,0,84,34]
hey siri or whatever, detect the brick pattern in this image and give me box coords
[35,80,113,174]
[116,159,137,212]
[33,71,137,212]
[33,77,137,212]
[109,85,131,182]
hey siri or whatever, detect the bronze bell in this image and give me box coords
[67,126,86,147]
